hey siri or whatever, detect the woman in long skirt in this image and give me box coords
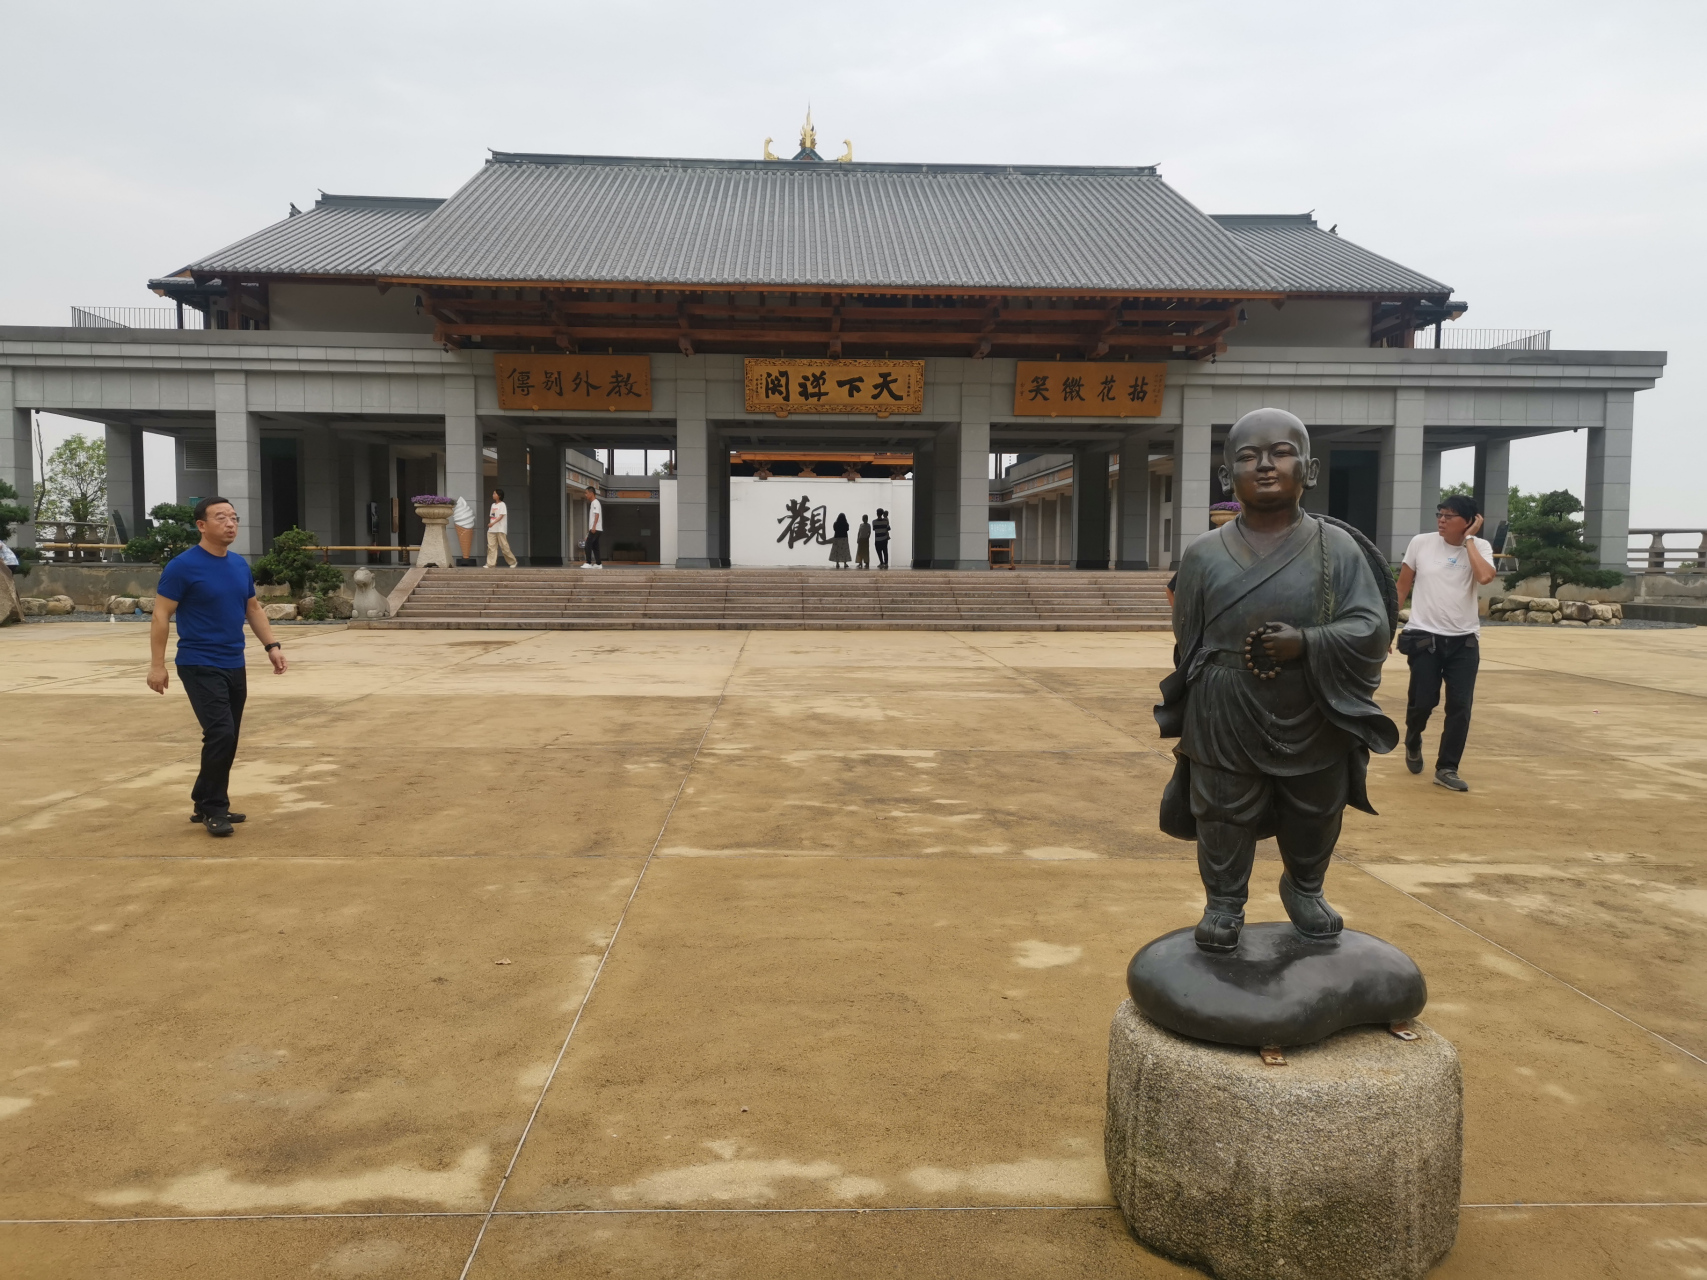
[829,512,852,568]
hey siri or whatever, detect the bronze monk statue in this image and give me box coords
[1157,407,1399,954]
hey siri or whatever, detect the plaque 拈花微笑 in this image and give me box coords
[1011,362,1166,417]
[744,359,924,416]
[494,355,653,411]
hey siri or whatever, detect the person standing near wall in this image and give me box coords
[873,508,891,569]
[486,488,517,568]
[856,515,872,569]
[147,496,288,837]
[581,485,603,568]
[1395,494,1497,792]
[829,512,852,569]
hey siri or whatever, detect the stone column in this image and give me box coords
[1116,431,1151,569]
[104,424,147,542]
[300,422,336,549]
[673,368,717,568]
[930,423,961,568]
[529,441,564,565]
[955,383,992,570]
[493,425,530,562]
[213,371,262,559]
[1472,438,1511,546]
[1173,385,1212,567]
[444,374,484,561]
[1072,449,1111,569]
[0,372,33,549]
[1421,447,1442,527]
[911,440,935,569]
[1376,388,1426,562]
[1586,391,1634,572]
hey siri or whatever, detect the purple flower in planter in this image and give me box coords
[412,495,456,505]
[1210,501,1242,512]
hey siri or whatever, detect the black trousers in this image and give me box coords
[875,539,889,568]
[1405,633,1480,771]
[584,530,602,565]
[178,664,247,813]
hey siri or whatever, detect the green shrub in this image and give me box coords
[123,503,199,566]
[255,527,344,614]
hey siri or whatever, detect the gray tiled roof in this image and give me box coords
[380,154,1278,292]
[186,194,443,277]
[1213,214,1450,296]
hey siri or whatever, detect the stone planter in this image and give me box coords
[413,504,456,568]
[1209,510,1239,528]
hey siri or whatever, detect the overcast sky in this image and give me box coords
[5,0,1702,526]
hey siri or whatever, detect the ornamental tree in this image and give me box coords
[1502,489,1624,596]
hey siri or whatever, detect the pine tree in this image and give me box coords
[1502,490,1623,596]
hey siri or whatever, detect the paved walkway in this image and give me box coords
[1,624,1703,1278]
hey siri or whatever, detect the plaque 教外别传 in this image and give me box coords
[494,355,653,411]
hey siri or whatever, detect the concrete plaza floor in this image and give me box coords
[1,621,1704,1278]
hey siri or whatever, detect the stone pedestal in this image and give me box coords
[413,505,454,568]
[1106,1001,1460,1280]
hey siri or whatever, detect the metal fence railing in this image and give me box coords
[1627,529,1707,575]
[1413,328,1550,350]
[70,306,206,330]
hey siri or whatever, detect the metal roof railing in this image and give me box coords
[70,306,206,330]
[1413,327,1550,350]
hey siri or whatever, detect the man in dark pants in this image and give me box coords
[147,496,289,836]
[1396,494,1497,792]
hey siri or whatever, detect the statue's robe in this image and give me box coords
[1156,514,1397,840]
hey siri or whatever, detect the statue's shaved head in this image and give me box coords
[1223,407,1311,467]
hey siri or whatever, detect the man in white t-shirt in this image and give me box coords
[486,488,517,567]
[1396,494,1497,792]
[580,485,604,568]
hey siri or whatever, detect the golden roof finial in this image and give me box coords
[800,106,817,152]
[835,139,853,164]
[763,137,778,161]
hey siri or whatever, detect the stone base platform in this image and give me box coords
[1106,1001,1461,1280]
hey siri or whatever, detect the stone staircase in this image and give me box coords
[359,567,1174,631]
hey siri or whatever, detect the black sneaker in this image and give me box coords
[1434,769,1469,792]
[1405,743,1423,774]
[201,812,235,837]
[191,810,246,824]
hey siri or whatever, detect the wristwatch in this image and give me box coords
[264,642,282,652]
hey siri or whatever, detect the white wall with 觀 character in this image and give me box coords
[728,476,912,567]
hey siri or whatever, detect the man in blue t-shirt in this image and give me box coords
[148,496,289,836]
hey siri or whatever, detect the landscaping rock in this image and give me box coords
[262,603,297,621]
[1529,597,1561,613]
[136,596,154,614]
[1525,611,1556,624]
[104,595,139,615]
[1503,610,1529,624]
[20,597,47,616]
[1559,601,1594,621]
[45,596,74,616]
[1559,620,1588,627]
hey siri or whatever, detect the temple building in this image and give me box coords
[0,120,1664,571]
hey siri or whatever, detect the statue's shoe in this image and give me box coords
[1279,873,1343,941]
[1193,909,1244,953]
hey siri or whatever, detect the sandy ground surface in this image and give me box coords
[1,622,1703,1279]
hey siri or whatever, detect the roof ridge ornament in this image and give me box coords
[836,139,853,164]
[763,137,778,161]
[800,106,816,152]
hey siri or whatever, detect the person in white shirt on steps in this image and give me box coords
[486,488,517,567]
[1395,494,1497,792]
[581,486,604,568]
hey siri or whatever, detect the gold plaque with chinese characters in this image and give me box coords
[1011,362,1166,417]
[494,355,652,411]
[743,359,925,416]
